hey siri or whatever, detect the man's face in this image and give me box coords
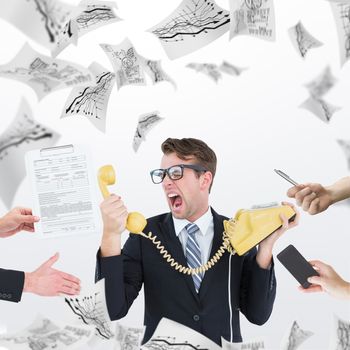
[160,152,210,221]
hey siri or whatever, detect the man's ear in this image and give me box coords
[200,171,213,191]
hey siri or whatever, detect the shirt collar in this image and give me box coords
[172,207,213,237]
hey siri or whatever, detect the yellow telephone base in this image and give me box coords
[224,205,296,256]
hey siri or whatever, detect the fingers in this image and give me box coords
[19,214,40,224]
[299,285,323,293]
[287,184,305,198]
[301,192,317,211]
[100,195,127,215]
[101,194,122,206]
[307,275,324,287]
[22,223,35,232]
[294,187,314,206]
[308,260,327,270]
[308,198,321,215]
[281,201,300,227]
[58,279,81,295]
[279,213,289,230]
[16,207,33,215]
[58,271,81,286]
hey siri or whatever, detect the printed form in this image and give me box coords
[26,144,100,238]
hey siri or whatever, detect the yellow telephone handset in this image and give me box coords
[98,165,147,234]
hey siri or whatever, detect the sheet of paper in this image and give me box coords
[219,61,248,76]
[337,139,350,169]
[132,111,164,152]
[0,43,95,100]
[61,62,116,133]
[53,19,80,58]
[64,279,114,341]
[288,21,323,59]
[0,315,94,350]
[300,96,340,123]
[329,314,350,350]
[140,57,176,89]
[0,98,60,209]
[187,62,222,82]
[331,2,350,66]
[53,0,122,57]
[141,318,221,350]
[114,323,145,350]
[0,0,75,51]
[304,66,337,98]
[100,38,146,89]
[229,0,276,41]
[221,337,266,349]
[25,144,100,238]
[280,320,313,350]
[148,0,230,60]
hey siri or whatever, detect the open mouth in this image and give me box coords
[168,193,183,209]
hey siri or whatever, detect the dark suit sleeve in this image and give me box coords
[0,268,24,302]
[95,234,143,321]
[238,248,276,325]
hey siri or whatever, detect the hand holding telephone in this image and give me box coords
[98,165,147,234]
[223,203,296,256]
[277,244,319,288]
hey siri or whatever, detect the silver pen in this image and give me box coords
[274,169,299,186]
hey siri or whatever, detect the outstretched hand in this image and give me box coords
[23,253,81,296]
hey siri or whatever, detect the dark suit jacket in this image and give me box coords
[0,268,24,302]
[96,208,276,345]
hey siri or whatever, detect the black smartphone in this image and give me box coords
[277,244,319,289]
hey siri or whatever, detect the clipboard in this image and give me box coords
[25,144,100,238]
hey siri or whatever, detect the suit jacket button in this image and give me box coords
[193,315,200,321]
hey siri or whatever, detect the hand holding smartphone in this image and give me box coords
[277,244,319,289]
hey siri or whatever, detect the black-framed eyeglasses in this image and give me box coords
[150,164,208,184]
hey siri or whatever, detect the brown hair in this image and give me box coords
[161,138,217,191]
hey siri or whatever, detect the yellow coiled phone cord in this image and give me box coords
[137,226,236,276]
[98,165,236,276]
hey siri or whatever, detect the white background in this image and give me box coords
[0,0,350,349]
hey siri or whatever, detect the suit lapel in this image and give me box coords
[199,208,226,299]
[158,213,199,300]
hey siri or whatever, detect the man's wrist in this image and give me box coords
[23,272,34,293]
[256,246,273,269]
[100,232,121,257]
[326,185,339,205]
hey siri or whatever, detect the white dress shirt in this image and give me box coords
[172,207,214,265]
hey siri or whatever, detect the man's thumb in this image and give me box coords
[42,252,59,268]
[308,276,323,286]
[20,214,40,224]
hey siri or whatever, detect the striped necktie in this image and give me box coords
[185,223,203,293]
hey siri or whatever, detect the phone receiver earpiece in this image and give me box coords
[98,165,116,199]
[98,165,147,234]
